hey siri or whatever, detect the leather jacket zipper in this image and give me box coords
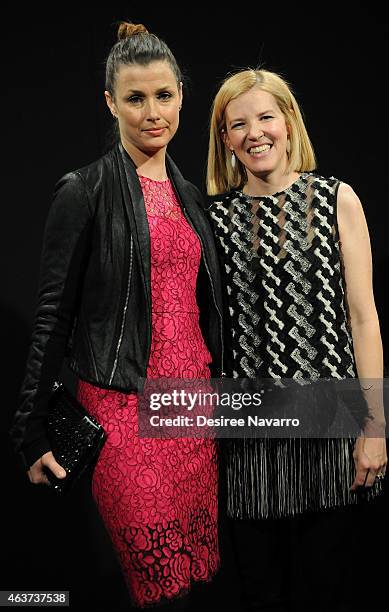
[109,236,133,384]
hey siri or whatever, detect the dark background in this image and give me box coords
[1,4,388,611]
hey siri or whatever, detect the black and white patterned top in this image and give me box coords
[208,172,355,381]
[207,173,382,519]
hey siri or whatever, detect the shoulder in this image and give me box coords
[336,182,366,227]
[307,174,365,224]
[337,182,362,209]
[53,150,114,210]
[306,172,340,193]
[76,149,114,189]
[52,169,88,202]
[183,180,234,218]
[56,150,114,190]
[332,181,370,246]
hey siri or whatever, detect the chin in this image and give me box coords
[248,163,275,174]
[152,136,172,148]
[143,139,170,152]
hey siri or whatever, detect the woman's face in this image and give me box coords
[105,60,182,157]
[223,87,289,178]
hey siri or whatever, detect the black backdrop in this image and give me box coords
[1,4,388,610]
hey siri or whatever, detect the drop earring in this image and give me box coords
[231,150,236,169]
[286,139,291,154]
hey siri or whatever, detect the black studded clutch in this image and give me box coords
[45,381,107,494]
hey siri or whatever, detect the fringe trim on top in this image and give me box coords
[224,438,384,519]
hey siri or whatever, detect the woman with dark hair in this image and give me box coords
[10,21,223,609]
[206,68,387,611]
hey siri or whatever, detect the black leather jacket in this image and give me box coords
[10,143,224,470]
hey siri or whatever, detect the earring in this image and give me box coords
[231,150,236,169]
[286,139,291,154]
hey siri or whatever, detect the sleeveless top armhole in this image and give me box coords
[332,178,342,247]
[332,179,353,336]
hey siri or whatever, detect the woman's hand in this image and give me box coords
[27,451,67,486]
[351,436,387,490]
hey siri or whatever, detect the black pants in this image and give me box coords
[229,502,380,612]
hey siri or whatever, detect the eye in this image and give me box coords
[127,95,143,104]
[261,115,274,120]
[158,92,173,101]
[231,122,244,129]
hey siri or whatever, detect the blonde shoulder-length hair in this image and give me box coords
[207,69,317,195]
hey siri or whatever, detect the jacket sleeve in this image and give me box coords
[10,171,93,470]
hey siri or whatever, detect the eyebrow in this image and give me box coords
[229,109,275,124]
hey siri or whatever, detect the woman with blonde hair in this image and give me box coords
[207,68,386,610]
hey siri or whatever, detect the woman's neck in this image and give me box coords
[121,138,168,181]
[136,158,168,181]
[244,170,300,197]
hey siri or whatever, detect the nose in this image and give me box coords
[247,123,264,141]
[145,98,161,121]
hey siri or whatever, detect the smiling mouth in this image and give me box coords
[248,144,272,154]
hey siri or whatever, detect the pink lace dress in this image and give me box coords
[76,175,219,607]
